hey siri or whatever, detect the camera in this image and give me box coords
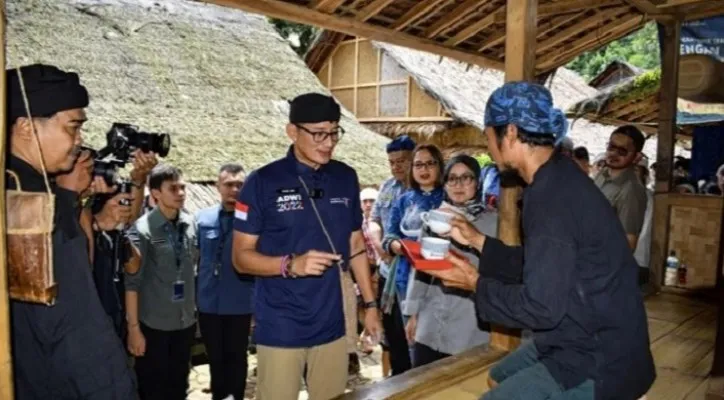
[104,123,171,161]
[84,122,171,186]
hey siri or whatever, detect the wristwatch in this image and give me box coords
[362,300,379,309]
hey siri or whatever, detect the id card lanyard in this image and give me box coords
[166,223,187,328]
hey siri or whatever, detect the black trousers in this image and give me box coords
[135,323,195,400]
[378,276,412,376]
[413,342,450,368]
[199,313,252,400]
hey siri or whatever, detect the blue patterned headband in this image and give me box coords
[386,134,416,153]
[484,81,569,142]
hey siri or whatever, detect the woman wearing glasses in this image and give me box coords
[404,155,497,367]
[381,145,445,355]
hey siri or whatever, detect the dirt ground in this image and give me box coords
[188,346,385,399]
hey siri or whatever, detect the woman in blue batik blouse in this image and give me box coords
[381,144,445,316]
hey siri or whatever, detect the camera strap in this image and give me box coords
[298,176,357,351]
[297,176,340,268]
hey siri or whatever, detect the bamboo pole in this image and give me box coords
[0,0,16,397]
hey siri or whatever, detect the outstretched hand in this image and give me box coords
[424,252,480,292]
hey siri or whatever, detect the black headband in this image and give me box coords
[7,63,89,122]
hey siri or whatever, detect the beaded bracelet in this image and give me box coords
[281,255,292,278]
[280,255,290,278]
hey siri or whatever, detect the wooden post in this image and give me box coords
[648,20,680,294]
[489,0,537,353]
[0,0,15,397]
[708,203,724,399]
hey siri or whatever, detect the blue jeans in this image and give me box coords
[483,341,594,400]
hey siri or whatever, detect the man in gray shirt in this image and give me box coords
[125,164,198,400]
[594,125,648,250]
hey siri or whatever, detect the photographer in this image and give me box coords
[85,150,157,339]
[6,63,136,399]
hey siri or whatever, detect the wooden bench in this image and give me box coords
[338,345,507,400]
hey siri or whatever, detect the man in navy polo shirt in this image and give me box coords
[196,163,254,400]
[232,93,382,400]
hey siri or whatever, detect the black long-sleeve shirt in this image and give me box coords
[8,156,137,399]
[474,153,655,400]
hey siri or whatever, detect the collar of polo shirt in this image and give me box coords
[285,145,330,176]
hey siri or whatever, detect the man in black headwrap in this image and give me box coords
[6,64,137,399]
[232,93,381,399]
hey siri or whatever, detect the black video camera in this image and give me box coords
[84,122,171,186]
[104,123,171,161]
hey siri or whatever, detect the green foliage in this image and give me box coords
[567,23,661,81]
[614,68,661,102]
[269,18,319,57]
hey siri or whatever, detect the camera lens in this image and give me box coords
[154,133,171,157]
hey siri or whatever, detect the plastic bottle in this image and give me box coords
[678,262,688,286]
[665,250,679,286]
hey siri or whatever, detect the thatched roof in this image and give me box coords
[370,42,635,158]
[567,68,724,135]
[6,0,392,186]
[588,60,644,89]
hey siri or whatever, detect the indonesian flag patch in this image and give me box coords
[235,201,249,221]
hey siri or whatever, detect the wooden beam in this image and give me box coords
[682,2,724,21]
[480,11,584,54]
[203,0,505,70]
[708,198,724,400]
[444,6,502,46]
[624,0,662,14]
[355,0,396,21]
[445,0,620,47]
[657,0,712,8]
[0,0,13,397]
[353,38,359,115]
[537,15,645,71]
[422,0,480,38]
[390,0,448,31]
[536,6,630,55]
[537,0,622,15]
[650,20,680,295]
[309,0,346,13]
[478,31,506,52]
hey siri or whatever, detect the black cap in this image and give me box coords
[7,63,89,123]
[289,93,341,124]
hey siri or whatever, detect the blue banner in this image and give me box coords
[657,16,724,121]
[680,16,724,62]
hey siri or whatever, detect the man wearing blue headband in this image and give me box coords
[369,134,416,376]
[426,82,655,400]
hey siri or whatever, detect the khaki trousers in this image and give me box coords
[256,337,347,400]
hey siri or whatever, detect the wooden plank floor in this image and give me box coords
[408,292,717,400]
[646,292,716,400]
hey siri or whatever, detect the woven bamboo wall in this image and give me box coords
[666,195,723,289]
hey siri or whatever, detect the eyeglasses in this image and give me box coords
[607,142,633,157]
[412,160,438,170]
[446,174,475,186]
[295,124,345,143]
